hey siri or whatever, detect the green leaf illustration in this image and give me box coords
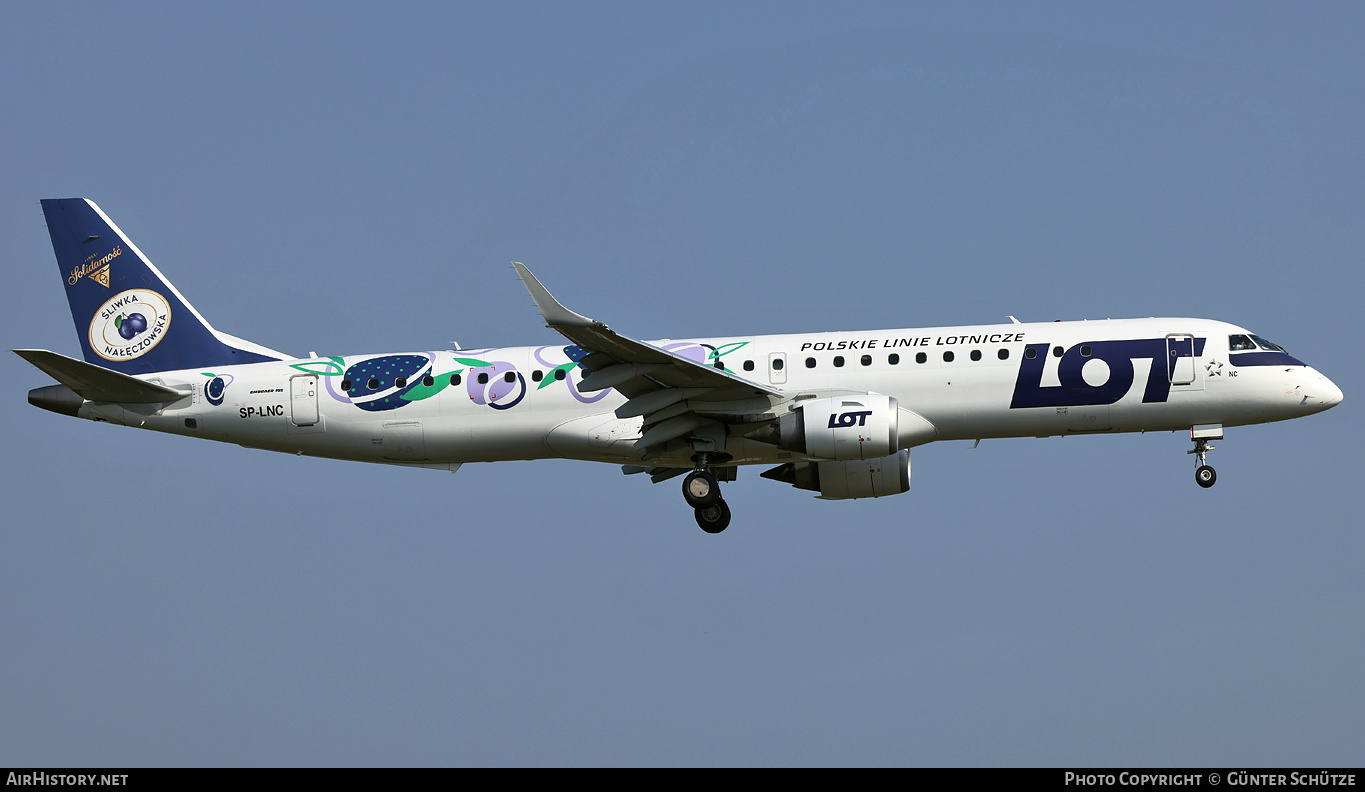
[711,341,749,359]
[538,362,577,390]
[289,358,346,376]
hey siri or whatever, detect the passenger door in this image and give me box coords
[290,375,318,426]
[1166,334,1203,392]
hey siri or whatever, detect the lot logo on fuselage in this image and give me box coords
[88,289,172,361]
[1010,338,1205,409]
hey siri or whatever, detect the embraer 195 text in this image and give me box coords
[18,199,1344,532]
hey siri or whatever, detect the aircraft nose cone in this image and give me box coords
[1322,376,1344,408]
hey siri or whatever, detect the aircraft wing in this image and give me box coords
[513,262,785,465]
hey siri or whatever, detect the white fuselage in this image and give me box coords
[77,317,1342,471]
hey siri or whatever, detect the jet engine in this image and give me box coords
[754,394,897,460]
[747,394,936,461]
[760,449,911,500]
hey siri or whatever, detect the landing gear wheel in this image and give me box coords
[1189,435,1219,489]
[694,498,731,534]
[682,470,721,508]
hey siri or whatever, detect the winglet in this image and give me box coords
[512,262,597,329]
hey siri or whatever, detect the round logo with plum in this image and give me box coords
[88,289,172,361]
[204,373,233,405]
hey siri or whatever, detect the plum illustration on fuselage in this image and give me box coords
[203,373,231,406]
[116,312,147,340]
[342,355,432,411]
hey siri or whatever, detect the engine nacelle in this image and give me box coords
[775,394,899,461]
[761,449,911,500]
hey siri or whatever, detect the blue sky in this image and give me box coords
[2,2,1362,766]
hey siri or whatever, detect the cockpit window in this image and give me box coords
[1228,334,1256,351]
[1250,335,1286,353]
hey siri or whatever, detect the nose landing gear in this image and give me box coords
[1193,456,1217,488]
[1188,424,1223,489]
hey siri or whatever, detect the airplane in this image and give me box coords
[17,198,1344,533]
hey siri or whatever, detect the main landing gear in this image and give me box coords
[683,454,731,533]
[693,499,732,534]
[1187,425,1223,489]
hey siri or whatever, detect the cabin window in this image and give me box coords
[1025,347,1037,359]
[970,350,981,361]
[888,353,900,365]
[1080,345,1091,357]
[915,352,927,364]
[1053,346,1064,358]
[341,380,352,391]
[805,357,816,368]
[367,378,379,390]
[450,373,462,385]
[743,360,754,371]
[998,349,1009,360]
[532,370,543,382]
[833,356,845,367]
[772,358,784,371]
[555,369,566,381]
[395,377,407,388]
[422,375,433,387]
[504,372,516,383]
[860,354,872,366]
[184,418,197,429]
[477,373,488,385]
[943,351,955,362]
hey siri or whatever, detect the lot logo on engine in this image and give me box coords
[828,410,873,428]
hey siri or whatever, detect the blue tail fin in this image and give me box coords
[42,199,288,374]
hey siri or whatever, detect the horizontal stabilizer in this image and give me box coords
[13,349,184,403]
